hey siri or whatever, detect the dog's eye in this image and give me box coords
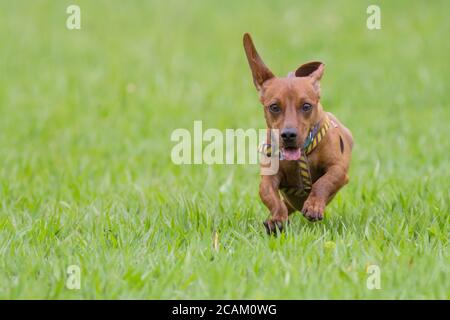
[301,103,313,112]
[268,104,281,114]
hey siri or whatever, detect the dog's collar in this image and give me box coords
[259,115,332,197]
[302,116,331,155]
[298,116,331,194]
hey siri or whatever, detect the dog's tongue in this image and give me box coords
[283,148,301,161]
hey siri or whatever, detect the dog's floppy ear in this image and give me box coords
[243,33,275,91]
[295,61,324,94]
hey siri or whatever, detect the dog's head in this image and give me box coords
[243,33,325,161]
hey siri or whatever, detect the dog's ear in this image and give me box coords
[243,33,275,92]
[295,61,324,94]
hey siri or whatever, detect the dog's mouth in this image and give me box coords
[281,147,301,161]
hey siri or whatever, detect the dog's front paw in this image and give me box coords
[263,218,288,235]
[302,197,326,222]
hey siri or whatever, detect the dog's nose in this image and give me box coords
[281,128,297,142]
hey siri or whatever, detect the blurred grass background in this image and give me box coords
[0,0,448,298]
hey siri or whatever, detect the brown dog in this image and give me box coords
[243,33,353,234]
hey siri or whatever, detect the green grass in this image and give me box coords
[0,0,449,299]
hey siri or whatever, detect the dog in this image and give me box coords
[243,33,353,234]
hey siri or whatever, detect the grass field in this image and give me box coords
[0,0,449,299]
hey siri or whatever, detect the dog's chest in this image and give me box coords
[278,158,324,189]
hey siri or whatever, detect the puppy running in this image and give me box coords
[243,33,353,234]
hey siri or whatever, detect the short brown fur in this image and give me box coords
[243,33,353,234]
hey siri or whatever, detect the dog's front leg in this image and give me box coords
[302,165,349,221]
[259,175,288,234]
